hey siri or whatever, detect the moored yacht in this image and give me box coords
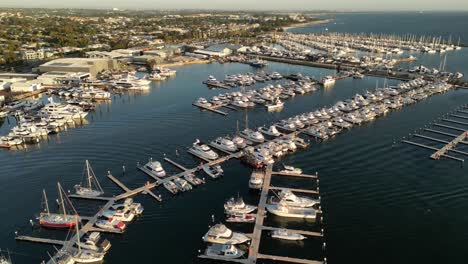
[204,244,245,259]
[266,202,316,219]
[203,224,250,244]
[249,170,264,190]
[239,129,265,143]
[140,158,166,177]
[271,229,306,241]
[210,137,238,152]
[273,190,319,208]
[258,125,281,137]
[280,165,302,174]
[188,140,219,160]
[224,196,257,214]
[202,164,224,179]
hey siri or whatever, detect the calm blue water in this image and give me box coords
[1,12,468,264]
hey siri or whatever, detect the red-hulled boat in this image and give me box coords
[38,183,79,229]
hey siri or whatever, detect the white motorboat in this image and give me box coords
[74,160,104,197]
[95,217,126,231]
[270,72,283,80]
[211,137,238,152]
[224,197,257,214]
[188,140,219,160]
[304,127,329,140]
[99,208,134,222]
[140,158,166,177]
[273,190,319,208]
[203,224,250,244]
[266,202,316,219]
[239,129,265,143]
[202,165,224,179]
[333,118,352,129]
[271,229,306,241]
[321,76,335,86]
[249,170,264,190]
[258,125,281,137]
[205,244,245,259]
[231,136,247,149]
[71,235,105,263]
[111,198,144,215]
[265,98,284,111]
[174,177,192,192]
[275,121,296,132]
[76,232,111,253]
[280,165,302,174]
[183,173,205,186]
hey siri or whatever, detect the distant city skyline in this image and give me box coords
[1,0,468,11]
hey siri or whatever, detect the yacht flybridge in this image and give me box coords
[271,190,319,208]
[140,158,166,178]
[203,224,250,244]
[266,201,316,219]
[74,160,104,197]
[224,196,257,214]
[210,137,238,152]
[188,139,219,160]
[239,129,265,143]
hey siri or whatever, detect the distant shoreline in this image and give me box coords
[282,19,332,31]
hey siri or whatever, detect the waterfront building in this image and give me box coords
[39,58,119,78]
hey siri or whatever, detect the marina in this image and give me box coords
[4,60,466,262]
[0,11,468,264]
[402,106,468,162]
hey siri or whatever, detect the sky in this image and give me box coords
[1,0,468,11]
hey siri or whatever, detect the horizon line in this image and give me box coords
[1,7,468,12]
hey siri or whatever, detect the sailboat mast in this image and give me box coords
[58,183,67,218]
[86,160,92,189]
[75,215,81,253]
[43,189,50,215]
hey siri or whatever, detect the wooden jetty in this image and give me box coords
[424,128,458,138]
[16,236,66,246]
[261,226,322,237]
[269,186,319,195]
[67,195,113,201]
[192,102,228,116]
[164,157,189,171]
[431,131,468,160]
[106,173,131,192]
[257,254,323,264]
[433,123,466,132]
[272,172,319,179]
[442,118,468,127]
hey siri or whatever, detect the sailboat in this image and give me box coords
[74,160,104,197]
[38,183,79,228]
[0,249,12,264]
[71,216,105,263]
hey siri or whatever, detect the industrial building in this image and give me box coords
[36,71,90,85]
[39,58,119,78]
